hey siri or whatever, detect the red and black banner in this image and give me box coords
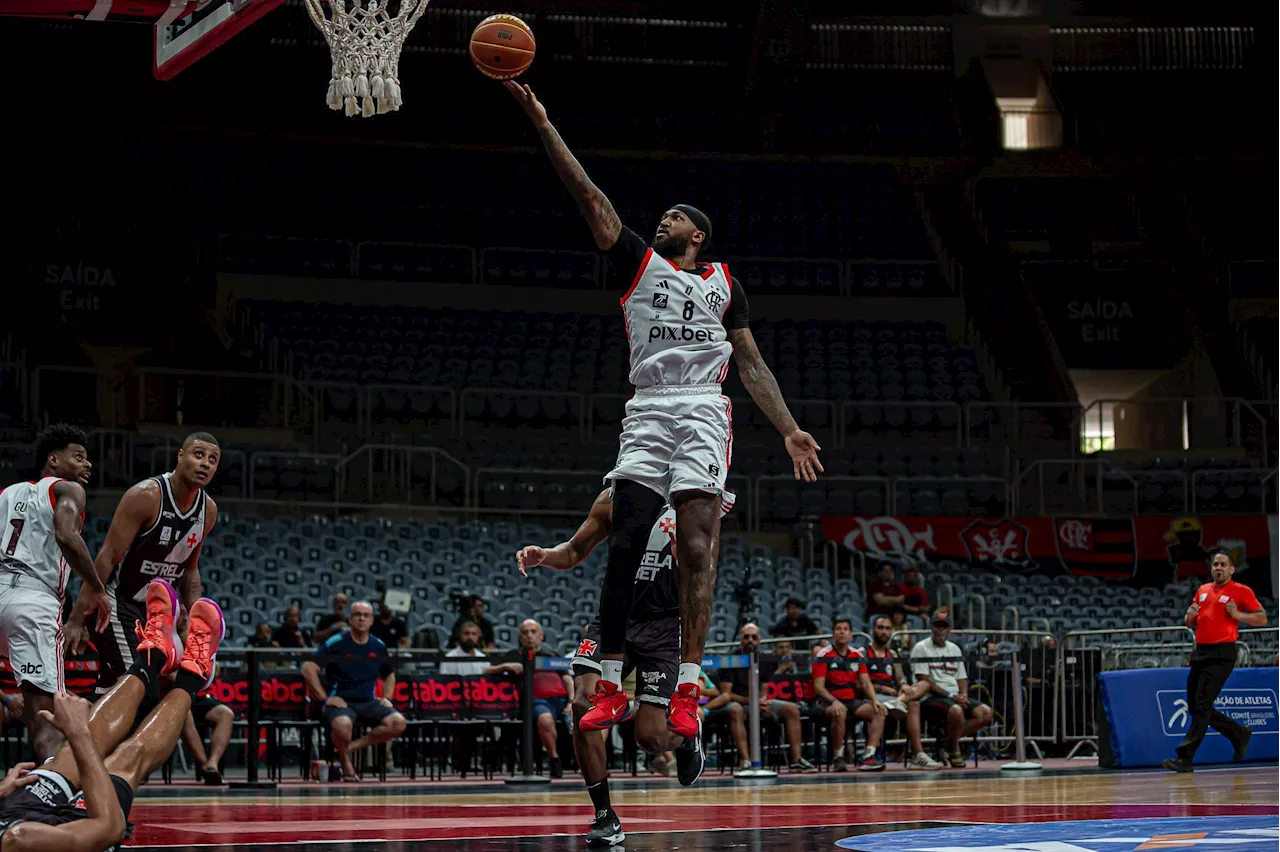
[821,514,1275,594]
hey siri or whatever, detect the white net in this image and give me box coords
[303,0,431,117]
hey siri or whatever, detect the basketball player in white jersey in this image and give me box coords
[65,433,219,699]
[0,423,111,762]
[507,82,823,739]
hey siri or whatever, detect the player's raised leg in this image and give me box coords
[103,595,224,789]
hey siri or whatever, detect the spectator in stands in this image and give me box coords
[247,622,274,648]
[513,619,573,778]
[440,621,507,676]
[911,610,992,768]
[301,600,407,781]
[449,596,496,649]
[180,662,235,785]
[866,563,905,617]
[372,598,410,649]
[1024,635,1057,739]
[771,598,819,647]
[273,606,311,650]
[889,607,911,643]
[813,617,887,772]
[864,616,942,771]
[901,565,930,617]
[773,640,801,675]
[717,624,817,773]
[313,593,350,644]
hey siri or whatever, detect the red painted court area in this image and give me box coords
[126,801,1277,846]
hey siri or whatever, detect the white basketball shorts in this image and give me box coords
[605,385,736,512]
[0,574,65,694]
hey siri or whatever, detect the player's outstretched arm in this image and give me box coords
[7,695,124,852]
[727,327,823,482]
[504,82,623,250]
[515,490,613,576]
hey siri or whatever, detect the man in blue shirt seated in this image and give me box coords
[301,600,407,781]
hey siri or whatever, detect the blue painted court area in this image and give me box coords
[837,815,1280,852]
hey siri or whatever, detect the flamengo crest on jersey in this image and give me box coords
[0,477,72,598]
[621,250,734,389]
[112,473,207,602]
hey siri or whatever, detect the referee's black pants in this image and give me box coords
[1176,643,1246,760]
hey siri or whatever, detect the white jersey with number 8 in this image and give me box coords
[0,477,69,598]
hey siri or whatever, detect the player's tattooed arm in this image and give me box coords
[504,81,622,250]
[516,490,613,574]
[727,327,799,436]
[728,327,824,482]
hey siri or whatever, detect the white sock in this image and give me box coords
[678,663,701,687]
[601,659,623,688]
[833,746,845,759]
[865,746,877,758]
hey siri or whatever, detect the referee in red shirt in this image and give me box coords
[1164,548,1268,772]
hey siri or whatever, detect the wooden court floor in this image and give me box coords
[125,762,1279,851]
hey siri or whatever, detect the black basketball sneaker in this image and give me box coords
[586,808,625,847]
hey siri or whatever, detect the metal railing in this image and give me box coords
[1081,396,1272,469]
[1190,467,1279,514]
[1058,626,1196,758]
[841,401,962,447]
[1235,628,1279,669]
[890,475,1007,516]
[1015,458,1137,516]
[965,401,1083,455]
[334,444,471,508]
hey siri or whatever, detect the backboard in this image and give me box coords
[154,0,285,80]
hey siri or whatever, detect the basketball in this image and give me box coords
[469,14,536,80]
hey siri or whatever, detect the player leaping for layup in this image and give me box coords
[0,578,225,852]
[507,82,823,739]
[65,433,219,698]
[0,424,111,762]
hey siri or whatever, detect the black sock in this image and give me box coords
[586,778,611,816]
[173,668,205,697]
[600,480,665,654]
[127,653,167,688]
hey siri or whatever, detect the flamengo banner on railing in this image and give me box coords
[821,514,1275,594]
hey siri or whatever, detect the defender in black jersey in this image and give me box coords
[517,490,711,847]
[67,433,220,695]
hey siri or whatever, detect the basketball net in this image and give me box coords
[303,0,431,117]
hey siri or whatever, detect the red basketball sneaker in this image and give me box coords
[181,598,226,689]
[134,579,182,675]
[666,681,701,739]
[579,680,633,731]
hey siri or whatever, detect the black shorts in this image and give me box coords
[814,695,863,713]
[324,698,397,729]
[90,593,145,695]
[190,694,229,727]
[571,617,680,707]
[921,694,987,723]
[0,769,133,849]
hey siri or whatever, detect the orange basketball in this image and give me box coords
[470,14,536,80]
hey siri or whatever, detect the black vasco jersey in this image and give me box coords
[631,505,680,621]
[111,473,208,602]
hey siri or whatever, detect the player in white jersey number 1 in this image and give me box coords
[507,82,823,739]
[0,424,111,762]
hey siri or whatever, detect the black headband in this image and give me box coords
[671,204,713,243]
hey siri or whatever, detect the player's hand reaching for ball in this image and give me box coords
[785,430,824,482]
[504,81,548,126]
[516,545,548,577]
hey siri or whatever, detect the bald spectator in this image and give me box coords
[510,619,574,778]
[301,600,407,781]
[314,593,350,644]
[273,606,311,649]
